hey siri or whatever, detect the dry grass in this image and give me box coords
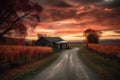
[78,46,120,80]
[88,44,120,59]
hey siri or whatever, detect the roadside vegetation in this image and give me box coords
[12,50,61,80]
[77,44,120,80]
[88,44,120,61]
[0,45,53,72]
[0,45,61,80]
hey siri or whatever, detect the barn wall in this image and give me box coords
[36,37,68,49]
[36,38,53,47]
[55,43,68,49]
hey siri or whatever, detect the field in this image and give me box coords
[0,45,53,73]
[78,45,120,80]
[88,44,120,60]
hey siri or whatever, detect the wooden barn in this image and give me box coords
[36,37,68,49]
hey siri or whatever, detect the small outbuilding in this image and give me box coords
[35,37,68,49]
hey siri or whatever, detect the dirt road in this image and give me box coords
[32,48,101,80]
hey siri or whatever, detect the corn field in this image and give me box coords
[88,44,120,60]
[0,45,53,72]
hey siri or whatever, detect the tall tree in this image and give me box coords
[37,33,48,39]
[0,0,43,38]
[83,29,102,46]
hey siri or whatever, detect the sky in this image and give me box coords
[27,0,120,40]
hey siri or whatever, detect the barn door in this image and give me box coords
[60,43,63,49]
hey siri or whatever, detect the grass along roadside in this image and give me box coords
[0,50,61,80]
[78,46,120,80]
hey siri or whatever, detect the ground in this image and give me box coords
[32,48,101,80]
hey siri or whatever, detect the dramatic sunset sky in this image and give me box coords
[27,0,120,41]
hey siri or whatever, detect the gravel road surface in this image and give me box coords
[32,48,101,80]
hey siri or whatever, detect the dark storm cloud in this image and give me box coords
[32,0,120,31]
[71,0,120,8]
[108,0,120,8]
[41,9,76,21]
[50,1,72,7]
[93,0,120,9]
[32,0,120,8]
[76,11,120,30]
[72,0,102,3]
[32,0,72,7]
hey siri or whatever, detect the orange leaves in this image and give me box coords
[0,45,53,72]
[88,44,120,58]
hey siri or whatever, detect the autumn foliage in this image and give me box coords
[88,44,120,60]
[0,45,53,72]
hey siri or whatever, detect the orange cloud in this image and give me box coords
[27,0,120,40]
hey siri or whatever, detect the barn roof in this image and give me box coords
[37,37,65,43]
[44,37,63,42]
[55,41,68,44]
